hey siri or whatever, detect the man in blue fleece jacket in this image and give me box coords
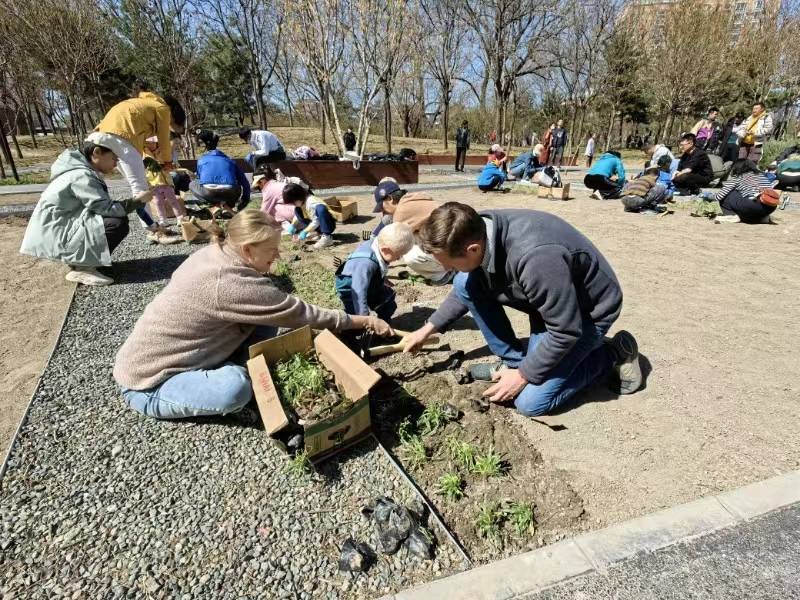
[403,203,642,417]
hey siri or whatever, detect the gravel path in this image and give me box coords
[0,227,464,599]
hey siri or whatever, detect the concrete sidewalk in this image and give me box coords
[383,470,800,600]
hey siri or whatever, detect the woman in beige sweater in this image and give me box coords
[113,210,392,419]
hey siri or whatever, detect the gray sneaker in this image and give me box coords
[610,330,642,394]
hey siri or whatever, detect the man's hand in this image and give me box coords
[402,323,437,353]
[483,368,528,403]
[367,317,394,338]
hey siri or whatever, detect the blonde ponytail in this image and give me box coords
[212,209,281,249]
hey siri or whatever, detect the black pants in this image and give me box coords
[584,174,623,199]
[455,147,467,171]
[549,146,565,166]
[673,172,712,194]
[189,180,244,209]
[721,143,739,163]
[252,149,287,170]
[719,189,775,223]
[104,216,130,254]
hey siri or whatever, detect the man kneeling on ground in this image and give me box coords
[403,203,643,417]
[620,162,671,213]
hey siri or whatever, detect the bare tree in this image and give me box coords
[198,0,283,128]
[420,0,467,149]
[274,46,300,127]
[463,0,565,139]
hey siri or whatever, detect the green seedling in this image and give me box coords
[285,450,312,477]
[471,446,505,478]
[399,434,428,471]
[445,435,478,471]
[272,259,290,277]
[417,401,448,436]
[506,501,535,536]
[436,472,464,501]
[397,417,416,444]
[406,273,426,285]
[475,501,505,547]
[274,352,327,407]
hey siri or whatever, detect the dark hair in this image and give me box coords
[419,202,486,257]
[754,100,766,109]
[608,150,621,158]
[709,107,719,113]
[735,112,745,119]
[254,164,277,181]
[238,127,252,142]
[656,154,672,170]
[196,129,220,151]
[729,159,761,177]
[283,182,310,204]
[462,120,468,126]
[680,132,696,144]
[81,141,113,163]
[163,95,186,127]
[132,78,151,94]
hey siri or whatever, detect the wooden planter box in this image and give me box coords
[179,158,419,188]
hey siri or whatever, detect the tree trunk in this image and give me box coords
[0,146,6,179]
[33,102,48,136]
[605,108,616,152]
[285,86,294,127]
[662,112,675,144]
[384,87,392,154]
[25,105,38,148]
[479,72,489,110]
[0,122,19,181]
[6,118,23,160]
[617,116,624,149]
[253,73,267,129]
[320,96,327,145]
[442,94,450,151]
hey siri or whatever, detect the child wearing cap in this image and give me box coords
[620,161,671,213]
[254,166,296,227]
[284,182,337,249]
[143,136,188,227]
[477,146,509,192]
[335,223,415,324]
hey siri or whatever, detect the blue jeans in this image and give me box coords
[453,272,615,416]
[121,326,277,419]
[339,283,396,324]
[295,204,337,235]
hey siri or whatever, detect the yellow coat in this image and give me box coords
[95,92,172,162]
[143,148,171,187]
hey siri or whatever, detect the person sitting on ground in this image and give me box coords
[143,136,187,228]
[477,147,508,192]
[20,143,149,286]
[284,182,336,250]
[239,127,286,169]
[402,203,642,417]
[705,159,776,224]
[369,180,454,286]
[620,163,671,213]
[734,101,774,164]
[190,129,251,212]
[113,210,392,420]
[508,144,544,181]
[335,223,415,326]
[584,150,626,200]
[343,127,357,153]
[673,133,713,195]
[643,142,674,168]
[253,166,295,227]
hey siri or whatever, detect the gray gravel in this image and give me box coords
[0,225,465,599]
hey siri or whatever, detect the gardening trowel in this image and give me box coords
[360,329,441,359]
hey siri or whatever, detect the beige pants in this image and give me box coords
[402,244,453,285]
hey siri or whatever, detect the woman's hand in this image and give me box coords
[402,323,437,353]
[367,317,394,337]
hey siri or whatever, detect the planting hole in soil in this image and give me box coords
[369,348,586,563]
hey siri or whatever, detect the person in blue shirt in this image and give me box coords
[478,148,509,192]
[509,144,544,180]
[584,150,626,200]
[189,130,251,211]
[335,223,414,324]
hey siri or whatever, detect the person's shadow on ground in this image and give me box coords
[105,254,189,284]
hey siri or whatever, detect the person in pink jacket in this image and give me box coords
[254,166,297,226]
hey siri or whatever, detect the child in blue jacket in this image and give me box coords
[335,223,414,324]
[478,148,508,192]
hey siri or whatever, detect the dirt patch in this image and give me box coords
[368,349,585,562]
[0,218,74,454]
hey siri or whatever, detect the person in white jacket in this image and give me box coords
[734,101,774,164]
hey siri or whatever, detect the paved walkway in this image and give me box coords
[383,470,800,600]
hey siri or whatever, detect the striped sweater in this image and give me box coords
[622,173,658,198]
[713,172,773,203]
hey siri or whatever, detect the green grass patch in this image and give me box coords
[445,434,478,472]
[0,172,50,186]
[436,472,464,502]
[273,352,327,407]
[471,445,506,478]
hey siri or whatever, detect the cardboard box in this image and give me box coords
[537,182,571,201]
[323,196,360,222]
[247,326,381,463]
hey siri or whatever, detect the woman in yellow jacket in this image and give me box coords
[86,90,186,202]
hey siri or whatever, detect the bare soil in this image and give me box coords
[0,216,74,454]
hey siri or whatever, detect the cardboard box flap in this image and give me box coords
[314,329,381,400]
[248,325,313,361]
[247,355,290,435]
